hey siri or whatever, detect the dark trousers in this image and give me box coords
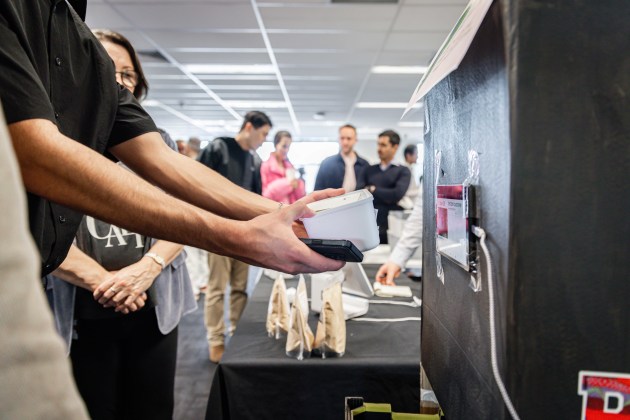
[70,308,178,420]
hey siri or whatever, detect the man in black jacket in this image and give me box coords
[357,130,411,244]
[197,111,269,363]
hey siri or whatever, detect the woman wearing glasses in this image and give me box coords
[47,30,196,420]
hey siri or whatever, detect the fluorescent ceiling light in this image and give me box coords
[371,66,429,74]
[356,102,422,109]
[224,100,287,109]
[185,64,276,74]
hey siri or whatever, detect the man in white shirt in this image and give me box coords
[375,189,423,285]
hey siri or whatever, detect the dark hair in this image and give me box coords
[404,144,417,157]
[93,29,149,101]
[339,124,356,134]
[240,111,273,132]
[273,130,292,146]
[378,130,401,146]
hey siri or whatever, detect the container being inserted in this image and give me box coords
[302,189,379,252]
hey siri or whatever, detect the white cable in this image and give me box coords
[350,317,421,323]
[471,226,520,420]
[369,299,420,308]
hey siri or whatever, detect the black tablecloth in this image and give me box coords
[205,265,422,420]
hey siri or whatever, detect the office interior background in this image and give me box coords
[86,0,467,189]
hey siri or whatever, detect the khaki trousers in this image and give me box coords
[204,253,249,346]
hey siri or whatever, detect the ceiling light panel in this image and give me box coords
[268,31,387,50]
[274,51,374,66]
[259,4,397,31]
[185,64,275,74]
[142,31,266,49]
[371,66,429,74]
[174,52,272,65]
[376,51,434,67]
[384,31,451,51]
[393,5,466,31]
[113,4,258,30]
[356,102,420,109]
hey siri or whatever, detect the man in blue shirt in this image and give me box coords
[314,124,369,192]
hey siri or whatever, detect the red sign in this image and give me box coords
[579,371,630,419]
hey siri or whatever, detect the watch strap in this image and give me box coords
[144,252,165,269]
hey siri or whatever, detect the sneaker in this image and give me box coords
[209,344,224,363]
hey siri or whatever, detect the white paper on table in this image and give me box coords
[403,0,494,117]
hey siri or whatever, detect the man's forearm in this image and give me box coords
[9,119,248,258]
[110,133,277,220]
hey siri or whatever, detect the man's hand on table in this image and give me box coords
[375,261,401,286]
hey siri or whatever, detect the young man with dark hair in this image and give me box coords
[197,110,270,362]
[403,144,418,164]
[399,143,421,209]
[357,130,411,244]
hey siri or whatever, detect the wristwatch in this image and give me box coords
[144,252,165,270]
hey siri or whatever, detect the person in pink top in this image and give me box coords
[261,131,306,204]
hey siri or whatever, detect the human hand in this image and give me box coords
[238,200,345,274]
[290,179,299,189]
[93,257,161,313]
[375,262,401,285]
[290,188,345,238]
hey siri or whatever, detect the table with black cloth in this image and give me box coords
[205,264,422,420]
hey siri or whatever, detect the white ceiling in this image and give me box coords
[86,0,467,144]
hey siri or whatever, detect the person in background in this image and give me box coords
[0,104,88,419]
[314,124,369,192]
[398,144,421,210]
[177,137,202,159]
[175,137,210,300]
[375,189,423,285]
[182,136,202,159]
[261,130,306,204]
[48,29,197,420]
[176,139,190,156]
[198,111,268,363]
[357,130,411,244]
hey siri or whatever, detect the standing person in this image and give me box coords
[48,29,197,420]
[314,124,369,192]
[175,137,209,300]
[1,0,344,281]
[357,130,411,244]
[0,105,88,419]
[176,139,190,156]
[375,190,423,285]
[198,111,269,363]
[261,130,306,204]
[187,137,202,159]
[398,144,421,209]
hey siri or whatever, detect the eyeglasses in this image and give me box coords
[115,70,139,89]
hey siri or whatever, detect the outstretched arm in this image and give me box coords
[9,119,344,274]
[111,133,277,220]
